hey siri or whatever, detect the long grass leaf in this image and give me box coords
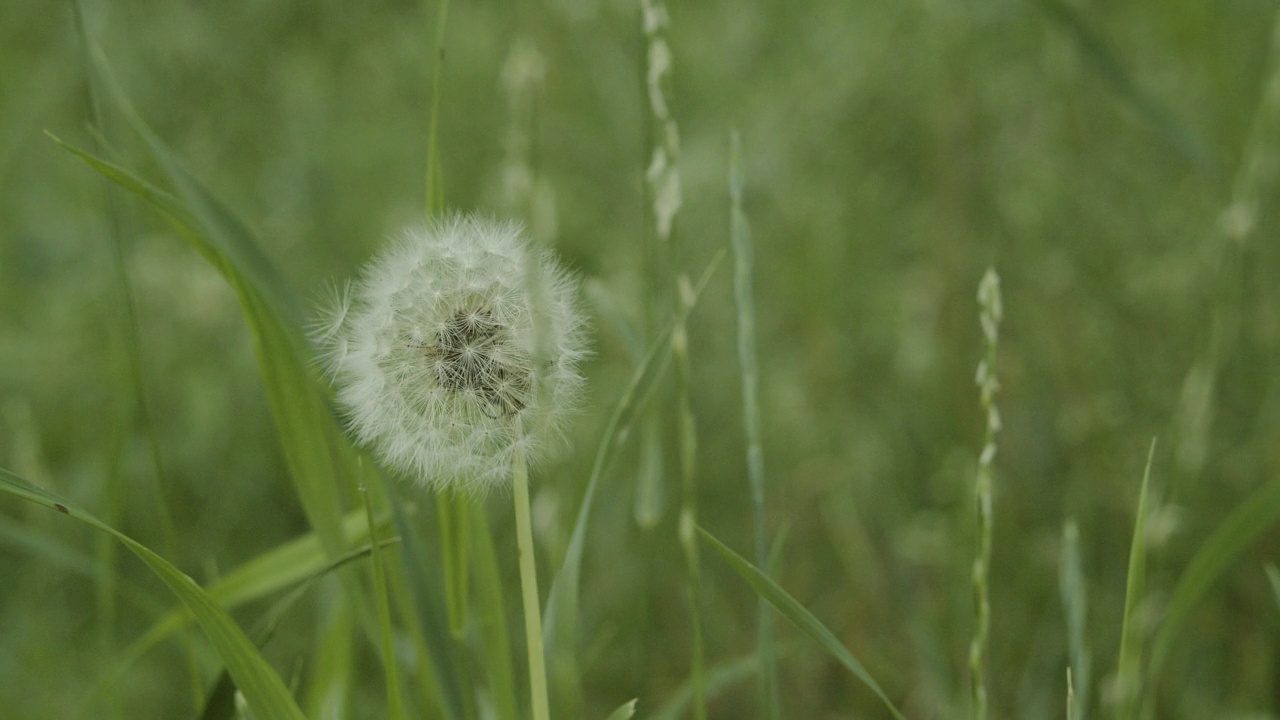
[471,508,519,720]
[0,515,165,616]
[1115,440,1156,720]
[696,526,907,720]
[0,468,306,720]
[98,507,373,675]
[385,479,469,720]
[304,597,356,719]
[729,127,778,720]
[650,642,801,720]
[80,514,387,715]
[1033,0,1212,168]
[362,487,407,720]
[542,254,722,709]
[425,0,450,218]
[200,538,397,720]
[1059,520,1090,720]
[52,46,358,564]
[1147,474,1280,682]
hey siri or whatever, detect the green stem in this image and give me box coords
[513,445,551,720]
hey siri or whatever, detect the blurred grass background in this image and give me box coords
[3,0,1280,717]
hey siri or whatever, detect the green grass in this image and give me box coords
[3,0,1280,717]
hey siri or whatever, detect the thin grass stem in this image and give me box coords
[729,128,779,719]
[514,439,552,720]
[424,0,450,219]
[1116,439,1157,720]
[361,485,407,720]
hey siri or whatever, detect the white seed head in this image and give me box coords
[314,215,588,493]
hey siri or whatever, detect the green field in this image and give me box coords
[2,1,1279,718]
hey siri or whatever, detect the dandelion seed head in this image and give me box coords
[315,215,587,493]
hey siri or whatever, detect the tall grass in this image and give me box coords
[1,1,1279,718]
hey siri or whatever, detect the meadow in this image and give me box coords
[1,0,1279,718]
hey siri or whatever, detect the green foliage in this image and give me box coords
[3,0,1280,717]
[0,469,306,720]
[697,526,907,720]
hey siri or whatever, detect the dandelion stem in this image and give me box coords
[513,441,552,720]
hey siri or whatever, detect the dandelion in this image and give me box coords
[313,214,587,494]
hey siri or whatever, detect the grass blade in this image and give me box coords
[0,468,306,720]
[1268,565,1280,611]
[200,537,399,720]
[1059,520,1090,720]
[650,641,801,720]
[1147,474,1280,683]
[362,487,407,720]
[542,253,722,711]
[385,480,469,720]
[1033,0,1211,168]
[425,0,451,218]
[304,597,356,719]
[603,698,638,720]
[729,127,778,720]
[471,508,519,720]
[1114,439,1156,720]
[697,526,907,720]
[79,513,389,716]
[51,43,360,565]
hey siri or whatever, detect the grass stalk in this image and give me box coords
[969,268,1002,720]
[1060,520,1090,720]
[437,495,471,638]
[1115,440,1157,720]
[639,0,705,715]
[424,0,450,219]
[361,486,407,720]
[514,440,552,720]
[729,128,779,719]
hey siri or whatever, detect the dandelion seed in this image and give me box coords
[313,214,587,493]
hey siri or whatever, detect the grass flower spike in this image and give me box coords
[315,214,587,493]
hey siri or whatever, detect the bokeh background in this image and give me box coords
[3,0,1280,717]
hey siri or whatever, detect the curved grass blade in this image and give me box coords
[542,253,722,709]
[650,641,800,720]
[50,46,357,563]
[0,514,166,617]
[603,698,638,720]
[48,129,353,565]
[107,507,374,669]
[1034,0,1212,168]
[1147,474,1280,684]
[696,526,907,720]
[0,467,306,720]
[199,536,398,720]
[1114,440,1156,720]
